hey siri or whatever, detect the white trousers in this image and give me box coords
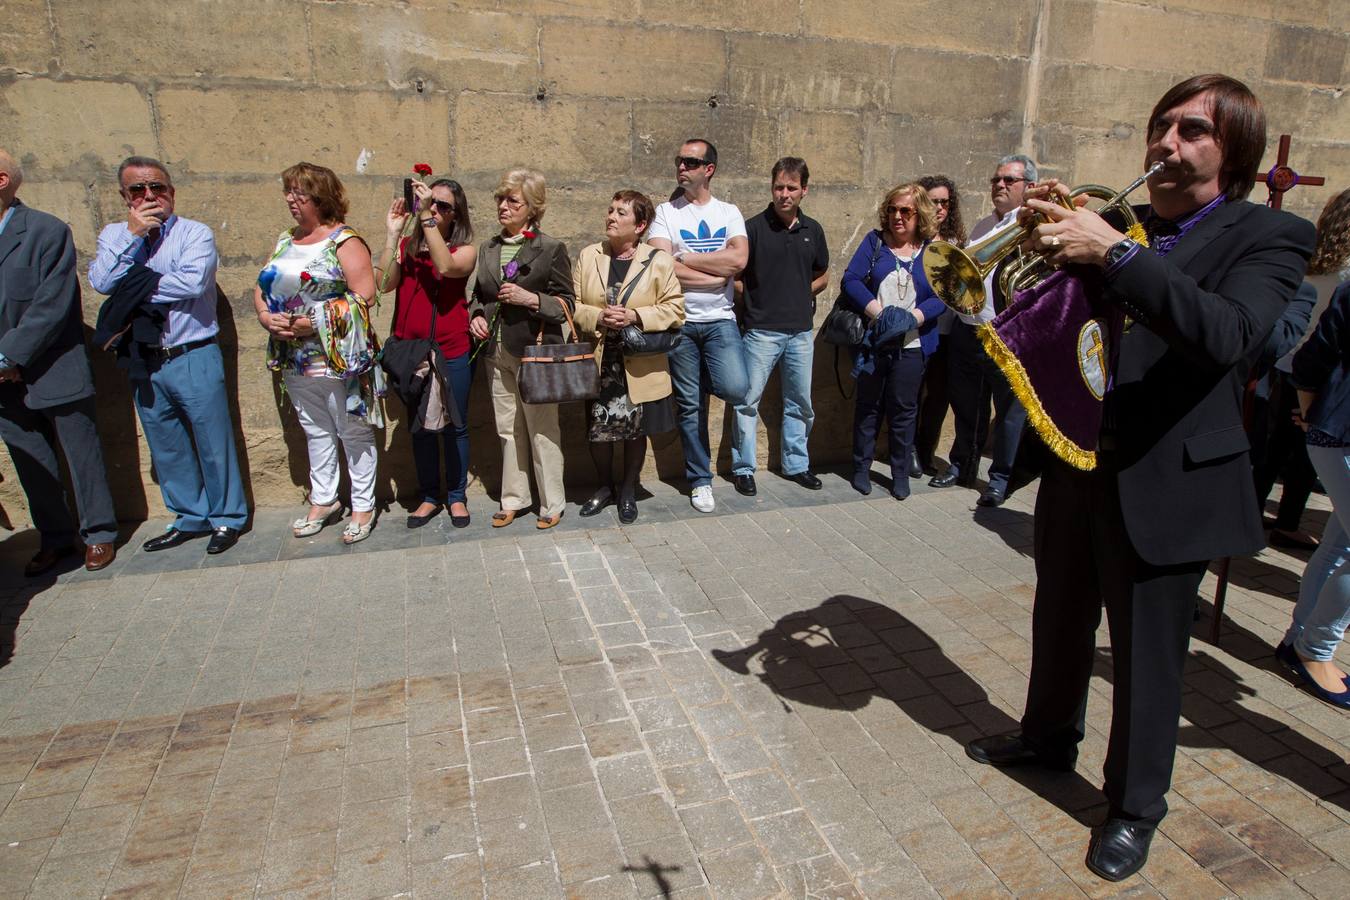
[285,374,378,512]
[489,348,565,518]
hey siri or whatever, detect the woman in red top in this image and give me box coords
[378,179,477,528]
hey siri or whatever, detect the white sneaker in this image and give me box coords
[690,484,715,513]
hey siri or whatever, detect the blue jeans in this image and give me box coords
[133,342,248,531]
[666,318,749,487]
[1284,443,1350,662]
[732,329,814,477]
[411,351,472,505]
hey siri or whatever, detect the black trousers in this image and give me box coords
[945,320,1027,490]
[1252,372,1316,530]
[0,391,118,549]
[852,347,925,496]
[1021,458,1204,826]
[914,338,949,468]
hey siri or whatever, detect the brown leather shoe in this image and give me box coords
[84,542,116,572]
[24,546,75,578]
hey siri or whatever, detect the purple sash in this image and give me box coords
[977,267,1124,471]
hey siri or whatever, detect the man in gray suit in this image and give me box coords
[0,148,118,575]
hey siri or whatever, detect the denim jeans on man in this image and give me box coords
[133,342,248,531]
[732,329,814,477]
[666,319,749,487]
[1284,443,1350,661]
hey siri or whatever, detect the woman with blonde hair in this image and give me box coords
[255,162,384,544]
[572,190,684,524]
[839,182,944,499]
[467,169,575,529]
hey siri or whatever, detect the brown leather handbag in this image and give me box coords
[518,301,600,404]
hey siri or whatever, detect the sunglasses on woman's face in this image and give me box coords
[431,200,455,214]
[932,198,951,208]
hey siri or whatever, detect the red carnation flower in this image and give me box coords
[300,271,312,283]
[413,163,433,176]
[522,229,536,239]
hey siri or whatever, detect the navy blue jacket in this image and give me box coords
[1291,279,1350,443]
[840,229,944,357]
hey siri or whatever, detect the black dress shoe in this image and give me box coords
[734,474,757,496]
[206,527,240,555]
[965,733,1075,772]
[919,459,939,477]
[786,471,823,490]
[1085,819,1155,882]
[929,470,962,488]
[580,488,613,517]
[406,505,442,529]
[977,488,1005,508]
[142,528,209,552]
[450,509,470,529]
[25,546,75,577]
[617,497,638,524]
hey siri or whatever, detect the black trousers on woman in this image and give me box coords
[1021,458,1205,826]
[852,347,925,498]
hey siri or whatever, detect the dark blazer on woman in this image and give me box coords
[1291,279,1350,443]
[840,229,945,356]
[468,231,575,357]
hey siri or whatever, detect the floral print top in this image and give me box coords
[258,225,386,425]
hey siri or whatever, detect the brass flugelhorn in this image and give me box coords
[922,162,1164,317]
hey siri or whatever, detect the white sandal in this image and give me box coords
[342,514,374,545]
[292,501,343,538]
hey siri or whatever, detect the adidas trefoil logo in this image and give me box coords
[679,220,727,254]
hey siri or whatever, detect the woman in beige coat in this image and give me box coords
[572,190,685,524]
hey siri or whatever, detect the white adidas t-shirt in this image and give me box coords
[649,195,747,323]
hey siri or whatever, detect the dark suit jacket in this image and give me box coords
[0,201,96,409]
[467,231,575,357]
[1103,199,1314,566]
[1291,280,1350,443]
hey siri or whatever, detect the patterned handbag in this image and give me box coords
[518,301,600,404]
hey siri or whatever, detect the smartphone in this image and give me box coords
[403,178,415,211]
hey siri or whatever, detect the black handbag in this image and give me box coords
[518,301,600,404]
[610,253,683,356]
[821,236,883,348]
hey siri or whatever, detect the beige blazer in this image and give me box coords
[572,242,685,404]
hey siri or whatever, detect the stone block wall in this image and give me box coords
[1,0,1346,524]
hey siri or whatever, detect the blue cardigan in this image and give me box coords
[1290,279,1350,443]
[840,229,945,357]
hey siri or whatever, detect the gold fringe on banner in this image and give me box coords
[976,322,1098,471]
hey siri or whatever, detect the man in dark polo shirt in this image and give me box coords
[731,157,829,495]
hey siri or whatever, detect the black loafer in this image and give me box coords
[1085,819,1154,882]
[734,474,757,496]
[617,497,638,524]
[929,471,962,488]
[787,471,823,490]
[450,510,470,529]
[977,488,1005,508]
[143,528,209,552]
[206,527,240,555]
[406,505,442,529]
[580,488,613,517]
[965,733,1075,772]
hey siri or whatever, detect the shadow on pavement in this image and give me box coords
[711,593,1105,826]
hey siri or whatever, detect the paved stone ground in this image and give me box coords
[0,466,1347,899]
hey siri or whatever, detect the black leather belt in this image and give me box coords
[159,337,215,362]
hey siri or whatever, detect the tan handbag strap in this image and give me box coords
[535,295,583,345]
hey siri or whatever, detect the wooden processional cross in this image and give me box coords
[1210,134,1325,645]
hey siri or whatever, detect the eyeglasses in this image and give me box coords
[886,205,917,219]
[990,176,1029,186]
[124,181,171,199]
[675,156,708,170]
[431,200,455,215]
[496,195,524,209]
[283,188,311,202]
[931,198,951,208]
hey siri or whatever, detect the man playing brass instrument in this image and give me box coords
[965,74,1314,881]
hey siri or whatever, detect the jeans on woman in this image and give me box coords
[852,347,925,497]
[411,351,472,505]
[1284,443,1350,661]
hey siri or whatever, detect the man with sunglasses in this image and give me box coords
[930,154,1036,507]
[89,156,247,556]
[648,139,750,513]
[0,148,119,575]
